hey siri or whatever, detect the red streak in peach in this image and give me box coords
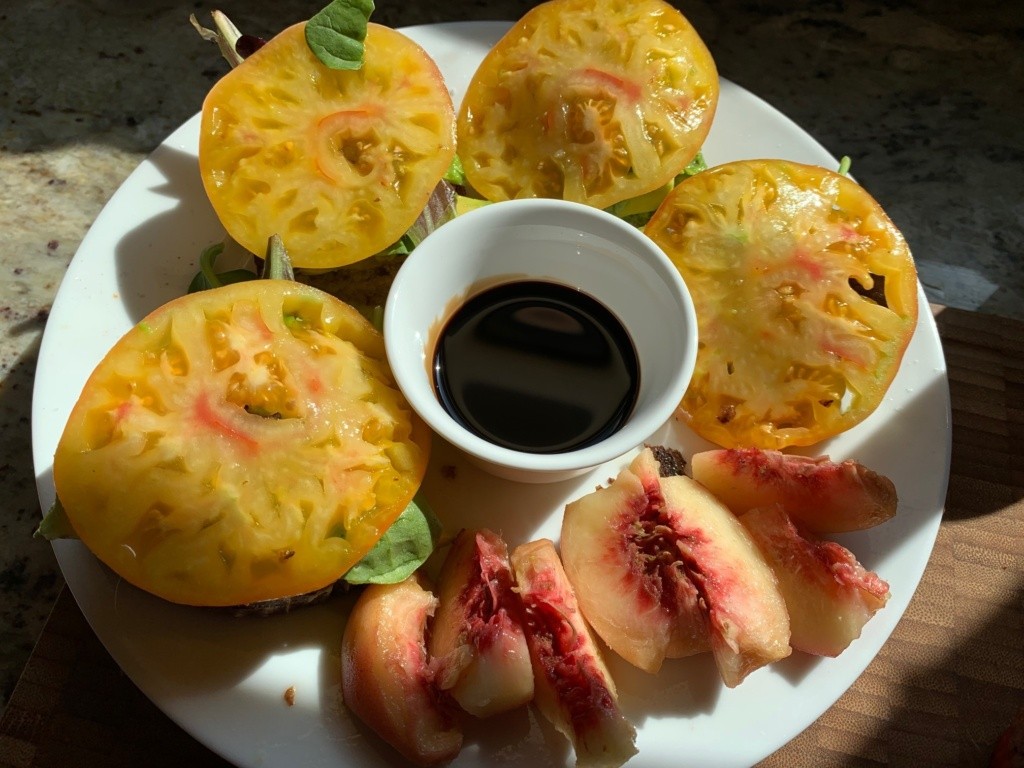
[724,448,783,486]
[521,592,617,738]
[458,533,521,653]
[776,510,890,598]
[407,606,460,728]
[616,486,698,617]
[725,449,834,495]
[672,522,740,633]
[818,541,890,597]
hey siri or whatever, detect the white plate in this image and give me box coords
[31,21,951,768]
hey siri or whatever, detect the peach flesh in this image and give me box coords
[740,504,890,657]
[561,449,708,673]
[340,577,462,767]
[562,447,790,686]
[690,447,898,534]
[430,528,534,717]
[511,538,638,768]
[659,475,792,687]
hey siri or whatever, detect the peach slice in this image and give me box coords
[561,448,709,672]
[511,538,638,768]
[341,577,462,766]
[740,505,890,657]
[429,528,535,718]
[661,472,792,686]
[690,448,898,534]
[561,447,791,687]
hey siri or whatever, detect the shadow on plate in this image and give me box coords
[113,143,222,325]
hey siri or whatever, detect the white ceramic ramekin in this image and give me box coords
[384,198,697,483]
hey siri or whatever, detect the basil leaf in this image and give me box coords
[305,0,375,71]
[188,241,258,293]
[343,495,442,585]
[188,268,257,293]
[34,497,78,540]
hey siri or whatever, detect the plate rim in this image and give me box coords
[29,18,952,768]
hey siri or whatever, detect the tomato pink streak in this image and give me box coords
[520,576,617,739]
[581,68,642,103]
[792,247,825,281]
[822,338,869,367]
[840,224,863,242]
[193,393,259,453]
[317,107,377,130]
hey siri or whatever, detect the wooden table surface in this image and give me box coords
[2,304,1022,768]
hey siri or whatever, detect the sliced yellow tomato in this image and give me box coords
[200,23,455,269]
[53,281,430,606]
[458,0,718,209]
[645,159,919,449]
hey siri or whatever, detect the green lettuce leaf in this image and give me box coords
[605,150,709,229]
[443,155,466,186]
[680,150,708,178]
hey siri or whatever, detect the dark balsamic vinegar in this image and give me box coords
[432,280,640,454]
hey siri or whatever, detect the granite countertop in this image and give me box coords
[1,0,1021,711]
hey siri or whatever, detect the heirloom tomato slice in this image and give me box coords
[645,159,919,449]
[199,23,455,269]
[53,281,430,607]
[457,0,718,209]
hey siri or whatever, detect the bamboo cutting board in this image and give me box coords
[2,305,1022,768]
